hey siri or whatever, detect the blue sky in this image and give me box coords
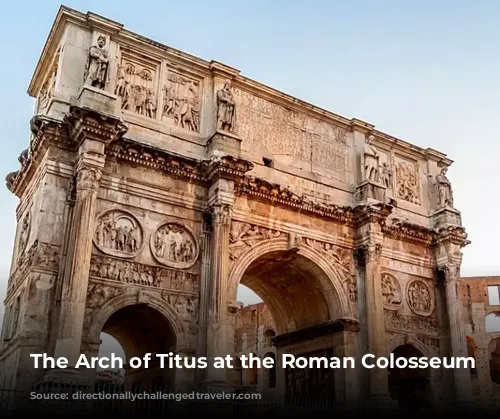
[0,0,499,313]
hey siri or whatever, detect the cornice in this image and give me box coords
[382,219,434,246]
[353,202,393,227]
[432,225,470,248]
[234,176,355,225]
[6,115,70,197]
[201,155,254,183]
[107,139,207,185]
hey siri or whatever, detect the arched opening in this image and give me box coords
[485,312,500,333]
[388,344,431,409]
[99,304,177,391]
[237,251,337,334]
[231,248,345,404]
[489,338,500,385]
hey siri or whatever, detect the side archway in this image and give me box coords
[228,237,352,334]
[87,292,189,351]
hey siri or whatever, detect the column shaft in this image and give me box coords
[364,243,390,398]
[54,159,103,365]
[444,265,473,402]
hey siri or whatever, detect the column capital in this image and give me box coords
[354,243,382,265]
[438,263,461,286]
[75,165,102,192]
[208,203,233,226]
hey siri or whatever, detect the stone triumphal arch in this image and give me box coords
[0,6,475,409]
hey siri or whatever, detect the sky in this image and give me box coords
[0,0,499,343]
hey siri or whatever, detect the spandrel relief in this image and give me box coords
[395,158,421,205]
[151,223,199,269]
[407,279,434,317]
[93,210,143,258]
[115,60,158,119]
[162,70,201,132]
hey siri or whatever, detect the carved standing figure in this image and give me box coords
[84,35,109,90]
[435,167,454,208]
[216,80,236,132]
[363,135,380,182]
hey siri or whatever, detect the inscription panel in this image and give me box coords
[233,87,351,181]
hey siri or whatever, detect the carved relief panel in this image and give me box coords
[394,156,421,205]
[115,53,159,119]
[162,67,202,132]
[151,222,199,269]
[406,278,434,317]
[93,210,143,258]
[381,272,402,310]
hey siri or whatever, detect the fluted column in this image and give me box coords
[441,263,473,403]
[54,147,105,365]
[361,242,391,400]
[204,202,232,386]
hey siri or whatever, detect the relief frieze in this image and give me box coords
[384,310,438,335]
[89,254,199,293]
[162,292,199,322]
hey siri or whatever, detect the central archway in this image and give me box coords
[228,238,353,405]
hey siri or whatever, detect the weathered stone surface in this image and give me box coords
[0,5,478,411]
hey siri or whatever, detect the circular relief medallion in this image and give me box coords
[406,279,434,317]
[151,222,199,269]
[381,273,402,311]
[93,210,143,258]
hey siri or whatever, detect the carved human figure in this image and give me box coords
[145,89,156,118]
[407,280,433,315]
[114,65,126,96]
[84,35,109,90]
[363,135,379,182]
[18,213,31,254]
[216,80,236,132]
[435,167,454,208]
[380,162,392,189]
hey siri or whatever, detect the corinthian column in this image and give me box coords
[441,263,473,403]
[361,242,392,401]
[203,202,233,388]
[54,149,105,365]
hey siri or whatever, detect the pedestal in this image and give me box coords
[206,130,242,158]
[355,180,386,203]
[77,85,118,116]
[431,206,462,229]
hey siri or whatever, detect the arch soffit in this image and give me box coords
[228,237,352,319]
[87,292,188,349]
